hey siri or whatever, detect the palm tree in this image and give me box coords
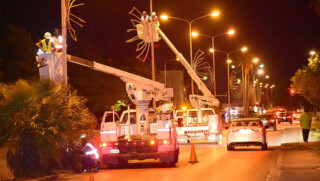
[0,78,96,178]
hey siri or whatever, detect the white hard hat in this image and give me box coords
[44,32,52,39]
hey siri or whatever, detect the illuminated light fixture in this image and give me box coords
[237,79,241,83]
[176,57,180,61]
[182,106,187,111]
[163,140,168,145]
[260,64,264,68]
[258,69,264,75]
[231,65,236,69]
[228,29,235,35]
[260,82,263,85]
[256,79,259,81]
[266,75,270,79]
[227,59,232,64]
[102,142,107,147]
[203,75,208,80]
[209,48,214,52]
[253,58,259,63]
[150,140,155,145]
[241,47,248,52]
[310,51,316,55]
[160,15,168,20]
[211,11,220,17]
[192,32,199,37]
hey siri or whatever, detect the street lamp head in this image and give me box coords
[253,58,259,63]
[182,106,187,111]
[160,15,168,20]
[260,64,264,68]
[231,65,236,69]
[258,69,264,75]
[265,75,270,79]
[227,59,232,64]
[241,47,248,52]
[192,32,199,37]
[228,29,235,35]
[209,48,214,52]
[211,11,220,17]
[310,51,316,56]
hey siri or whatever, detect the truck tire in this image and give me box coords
[261,143,268,150]
[227,144,234,151]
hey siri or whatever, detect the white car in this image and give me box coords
[227,118,268,151]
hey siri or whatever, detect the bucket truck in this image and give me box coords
[136,21,221,143]
[68,56,179,167]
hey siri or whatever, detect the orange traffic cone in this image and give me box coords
[188,143,198,164]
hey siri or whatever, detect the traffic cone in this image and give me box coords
[188,143,198,164]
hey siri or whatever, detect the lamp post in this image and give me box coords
[209,47,247,122]
[192,29,235,97]
[160,11,220,94]
[164,57,179,87]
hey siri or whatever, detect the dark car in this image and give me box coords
[275,109,292,124]
[257,114,276,131]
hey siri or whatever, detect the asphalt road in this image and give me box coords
[60,128,285,181]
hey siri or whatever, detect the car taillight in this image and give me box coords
[228,128,238,132]
[252,127,263,132]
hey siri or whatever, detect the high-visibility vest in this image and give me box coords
[41,39,52,53]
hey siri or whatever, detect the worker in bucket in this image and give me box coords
[51,28,63,52]
[141,11,150,23]
[35,32,55,68]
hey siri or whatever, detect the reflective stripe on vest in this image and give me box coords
[41,39,52,53]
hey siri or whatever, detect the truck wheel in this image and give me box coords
[227,144,234,151]
[261,143,268,150]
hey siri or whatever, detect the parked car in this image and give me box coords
[292,110,303,123]
[227,118,268,151]
[257,113,276,131]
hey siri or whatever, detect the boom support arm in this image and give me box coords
[157,29,219,108]
[68,55,173,104]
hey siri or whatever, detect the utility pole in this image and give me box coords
[61,0,68,86]
[150,0,156,108]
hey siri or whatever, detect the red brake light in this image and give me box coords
[252,127,263,132]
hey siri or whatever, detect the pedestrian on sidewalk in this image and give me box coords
[299,108,312,143]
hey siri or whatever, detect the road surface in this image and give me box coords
[60,127,287,181]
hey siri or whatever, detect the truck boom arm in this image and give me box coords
[158,29,219,107]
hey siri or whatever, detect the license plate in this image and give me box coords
[110,149,120,154]
[239,129,252,134]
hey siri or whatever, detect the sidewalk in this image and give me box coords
[267,127,320,181]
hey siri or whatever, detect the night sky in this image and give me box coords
[1,0,320,107]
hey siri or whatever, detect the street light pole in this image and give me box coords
[188,23,194,95]
[61,0,67,86]
[149,0,156,108]
[164,58,178,87]
[211,37,216,97]
[227,53,231,122]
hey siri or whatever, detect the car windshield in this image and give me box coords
[231,120,259,127]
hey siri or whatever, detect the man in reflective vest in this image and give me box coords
[299,108,312,143]
[36,32,55,55]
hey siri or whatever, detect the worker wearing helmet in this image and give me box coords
[36,32,56,54]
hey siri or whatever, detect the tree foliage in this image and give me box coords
[291,54,320,108]
[0,79,96,178]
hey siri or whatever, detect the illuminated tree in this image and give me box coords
[291,53,320,107]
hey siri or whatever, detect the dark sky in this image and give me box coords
[1,0,320,105]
